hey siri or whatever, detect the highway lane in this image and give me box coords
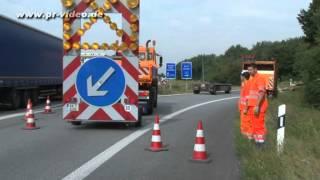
[0,92,239,180]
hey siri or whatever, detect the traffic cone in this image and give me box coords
[23,107,39,130]
[24,99,32,120]
[43,96,53,113]
[190,120,211,163]
[145,114,168,152]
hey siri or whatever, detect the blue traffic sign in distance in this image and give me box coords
[76,57,126,107]
[166,63,176,79]
[181,62,192,80]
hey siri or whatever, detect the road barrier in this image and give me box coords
[277,104,286,154]
[190,120,211,163]
[43,96,53,114]
[24,99,32,120]
[145,114,168,152]
[23,103,39,130]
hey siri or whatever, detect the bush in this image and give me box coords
[304,80,320,108]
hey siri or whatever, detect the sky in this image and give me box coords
[0,0,312,65]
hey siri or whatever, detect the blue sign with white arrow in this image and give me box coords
[181,62,192,80]
[76,57,126,107]
[166,63,176,79]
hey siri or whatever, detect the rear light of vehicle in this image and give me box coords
[139,91,149,97]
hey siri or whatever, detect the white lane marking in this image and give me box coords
[62,96,239,180]
[159,93,192,97]
[158,90,239,97]
[0,104,62,121]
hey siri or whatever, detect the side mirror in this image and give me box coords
[159,56,163,67]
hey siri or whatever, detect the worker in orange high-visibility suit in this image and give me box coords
[239,71,252,139]
[246,63,268,146]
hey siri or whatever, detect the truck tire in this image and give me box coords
[209,87,216,95]
[153,87,158,108]
[10,89,21,110]
[31,89,39,105]
[21,90,31,108]
[146,88,154,115]
[193,90,200,94]
[135,107,143,127]
[225,89,231,94]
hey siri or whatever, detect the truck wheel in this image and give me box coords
[153,87,158,108]
[71,121,82,126]
[11,90,21,110]
[210,87,216,95]
[147,99,153,115]
[31,89,39,105]
[21,90,31,108]
[193,90,200,94]
[135,107,143,127]
[225,90,231,94]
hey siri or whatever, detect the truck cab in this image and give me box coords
[138,40,163,114]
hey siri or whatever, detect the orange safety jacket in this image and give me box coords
[247,73,268,112]
[238,81,249,111]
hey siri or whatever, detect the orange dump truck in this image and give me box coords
[242,61,278,97]
[138,40,163,114]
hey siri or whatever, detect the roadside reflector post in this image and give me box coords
[277,104,286,154]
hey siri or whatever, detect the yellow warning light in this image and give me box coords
[82,42,90,50]
[63,23,71,32]
[89,1,98,10]
[103,1,112,10]
[110,0,118,4]
[119,43,128,51]
[103,16,111,23]
[62,0,73,8]
[110,22,117,30]
[101,43,110,50]
[129,43,138,51]
[92,42,100,50]
[97,8,105,17]
[77,29,85,36]
[89,17,98,23]
[83,22,92,30]
[127,0,139,9]
[116,29,124,37]
[130,14,138,23]
[130,24,138,32]
[72,42,81,50]
[63,33,71,40]
[63,41,71,50]
[130,33,138,42]
[111,41,119,50]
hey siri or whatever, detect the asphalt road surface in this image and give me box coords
[0,92,240,180]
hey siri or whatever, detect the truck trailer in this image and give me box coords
[0,15,63,109]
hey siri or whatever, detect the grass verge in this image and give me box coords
[158,80,194,95]
[235,88,320,180]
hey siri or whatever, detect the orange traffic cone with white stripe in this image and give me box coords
[145,114,168,152]
[190,120,211,163]
[24,99,32,120]
[43,96,53,113]
[23,105,39,130]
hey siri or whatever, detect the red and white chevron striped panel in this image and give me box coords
[62,0,140,122]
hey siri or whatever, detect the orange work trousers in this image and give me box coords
[240,111,253,139]
[247,107,267,143]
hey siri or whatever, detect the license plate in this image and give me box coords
[66,103,79,111]
[125,105,131,112]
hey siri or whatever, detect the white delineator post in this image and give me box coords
[277,104,286,154]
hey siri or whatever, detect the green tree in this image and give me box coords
[298,0,320,44]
